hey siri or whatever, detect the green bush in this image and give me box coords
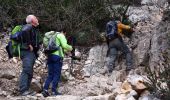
[146,53,170,100]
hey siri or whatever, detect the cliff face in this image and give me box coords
[84,0,170,76]
[149,10,170,71]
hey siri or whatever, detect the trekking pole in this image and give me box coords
[68,36,81,77]
[69,56,74,76]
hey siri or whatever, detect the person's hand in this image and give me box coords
[65,51,72,56]
[29,45,33,51]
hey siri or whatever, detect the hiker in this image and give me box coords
[42,28,73,97]
[19,15,40,96]
[106,15,134,75]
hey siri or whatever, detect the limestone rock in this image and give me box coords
[82,44,108,76]
[127,75,147,93]
[84,93,116,100]
[107,70,126,85]
[62,64,69,70]
[115,94,127,100]
[138,95,158,100]
[0,69,16,80]
[46,95,83,100]
[141,0,154,5]
[31,79,42,92]
[120,81,132,94]
[140,90,150,97]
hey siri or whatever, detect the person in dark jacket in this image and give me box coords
[19,15,40,96]
[106,16,134,75]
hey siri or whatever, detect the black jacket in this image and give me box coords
[21,24,40,57]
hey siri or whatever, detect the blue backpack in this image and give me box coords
[106,20,118,41]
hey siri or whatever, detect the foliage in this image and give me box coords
[0,0,140,45]
[145,52,170,100]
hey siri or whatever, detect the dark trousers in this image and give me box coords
[107,38,132,72]
[43,55,63,93]
[19,50,36,93]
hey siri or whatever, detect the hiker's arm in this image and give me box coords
[119,23,131,30]
[58,34,73,52]
[118,23,131,37]
[29,45,33,51]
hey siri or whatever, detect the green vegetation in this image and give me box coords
[0,0,140,45]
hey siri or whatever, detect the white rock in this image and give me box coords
[62,64,69,70]
[84,93,116,100]
[126,74,145,86]
[12,57,18,64]
[36,93,44,97]
[141,0,153,5]
[75,49,81,58]
[35,60,41,65]
[127,90,138,98]
[115,94,126,100]
[127,96,136,100]
[31,79,42,92]
[0,69,16,79]
[85,60,92,65]
[46,95,83,100]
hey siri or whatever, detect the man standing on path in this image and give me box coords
[42,28,73,97]
[19,15,40,96]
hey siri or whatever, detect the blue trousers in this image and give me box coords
[19,50,36,93]
[43,55,63,93]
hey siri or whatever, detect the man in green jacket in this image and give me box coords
[42,28,72,97]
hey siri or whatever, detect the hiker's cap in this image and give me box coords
[26,15,39,27]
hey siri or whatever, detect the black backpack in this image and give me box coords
[106,20,118,41]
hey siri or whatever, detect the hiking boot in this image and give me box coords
[21,91,30,96]
[29,91,36,96]
[42,90,50,97]
[52,92,62,96]
[21,90,35,96]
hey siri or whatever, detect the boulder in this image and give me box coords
[0,69,16,80]
[127,75,147,94]
[120,81,132,94]
[141,0,154,5]
[31,79,42,92]
[46,95,83,100]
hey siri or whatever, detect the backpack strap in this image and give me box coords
[55,32,63,56]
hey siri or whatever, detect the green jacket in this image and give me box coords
[52,33,72,58]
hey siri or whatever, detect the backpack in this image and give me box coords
[106,20,118,41]
[43,31,60,54]
[6,25,23,59]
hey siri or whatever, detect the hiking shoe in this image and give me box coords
[21,91,30,96]
[21,91,36,96]
[29,91,36,96]
[42,90,50,97]
[52,92,62,96]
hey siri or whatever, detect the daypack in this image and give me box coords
[43,31,60,54]
[6,25,23,58]
[106,20,118,41]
